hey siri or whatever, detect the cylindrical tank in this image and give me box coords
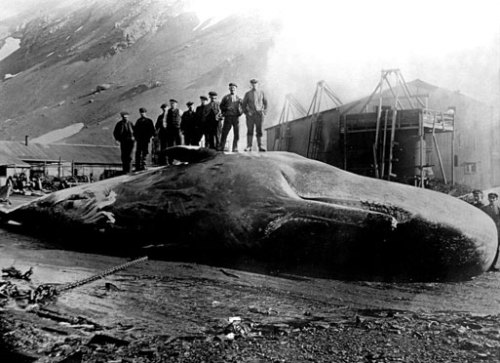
[413,138,426,177]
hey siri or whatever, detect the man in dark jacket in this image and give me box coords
[166,99,183,148]
[195,96,211,146]
[219,82,243,152]
[205,91,223,149]
[482,193,500,228]
[133,107,155,171]
[113,111,135,173]
[181,101,197,145]
[155,103,168,165]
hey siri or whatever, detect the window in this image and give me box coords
[464,162,477,175]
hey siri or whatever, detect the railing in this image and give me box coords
[422,109,454,130]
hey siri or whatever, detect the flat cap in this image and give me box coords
[200,95,208,100]
[169,99,178,103]
[488,192,498,198]
[208,91,218,96]
[186,101,194,106]
[120,111,129,116]
[229,82,237,87]
[250,78,258,84]
[160,103,167,109]
[139,107,147,113]
[472,189,483,194]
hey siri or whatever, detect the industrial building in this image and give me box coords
[267,70,499,189]
[0,140,121,185]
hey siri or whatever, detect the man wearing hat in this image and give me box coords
[482,192,500,228]
[205,91,223,150]
[133,107,155,171]
[195,96,211,145]
[242,78,268,151]
[113,111,135,173]
[155,103,169,165]
[166,99,183,153]
[470,189,485,209]
[181,101,197,145]
[219,82,243,152]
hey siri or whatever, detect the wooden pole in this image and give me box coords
[419,112,425,188]
[381,110,389,178]
[343,115,347,170]
[451,112,455,185]
[373,72,384,178]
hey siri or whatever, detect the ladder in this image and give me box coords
[276,94,307,151]
[367,69,424,180]
[306,81,343,159]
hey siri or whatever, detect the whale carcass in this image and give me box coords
[4,147,498,280]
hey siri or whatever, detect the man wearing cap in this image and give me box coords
[195,96,211,145]
[219,82,243,152]
[155,103,169,165]
[242,78,268,151]
[482,193,500,227]
[470,189,485,209]
[113,111,135,173]
[166,99,183,152]
[133,107,155,171]
[205,91,223,150]
[181,101,197,145]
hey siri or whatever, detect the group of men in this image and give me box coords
[470,189,500,227]
[113,79,268,172]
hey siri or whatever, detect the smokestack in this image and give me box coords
[25,135,29,146]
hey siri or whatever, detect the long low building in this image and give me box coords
[0,141,122,185]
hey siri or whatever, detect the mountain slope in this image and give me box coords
[0,0,279,145]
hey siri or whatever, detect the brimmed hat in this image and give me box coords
[208,91,218,97]
[200,95,208,101]
[250,78,258,84]
[186,101,194,106]
[229,82,237,87]
[160,103,167,109]
[169,99,178,103]
[139,107,147,113]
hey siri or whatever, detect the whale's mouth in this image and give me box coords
[298,196,414,224]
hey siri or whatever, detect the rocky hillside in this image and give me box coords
[0,0,279,145]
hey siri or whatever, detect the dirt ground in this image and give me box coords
[0,226,500,363]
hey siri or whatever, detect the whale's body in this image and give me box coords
[5,148,498,280]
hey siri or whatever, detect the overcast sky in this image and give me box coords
[1,0,499,105]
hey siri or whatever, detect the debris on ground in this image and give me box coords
[2,266,33,281]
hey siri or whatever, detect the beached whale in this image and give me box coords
[3,147,498,280]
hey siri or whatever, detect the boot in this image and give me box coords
[257,137,266,152]
[244,135,253,152]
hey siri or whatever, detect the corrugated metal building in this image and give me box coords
[266,79,499,189]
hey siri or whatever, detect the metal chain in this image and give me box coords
[56,256,148,293]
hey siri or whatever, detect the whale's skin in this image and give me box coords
[5,148,498,280]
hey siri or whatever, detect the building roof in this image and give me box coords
[0,141,121,165]
[0,152,31,167]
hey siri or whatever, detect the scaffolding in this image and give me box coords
[306,81,343,159]
[275,94,307,151]
[341,69,455,187]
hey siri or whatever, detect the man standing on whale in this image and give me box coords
[242,78,268,152]
[113,111,135,173]
[219,82,243,152]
